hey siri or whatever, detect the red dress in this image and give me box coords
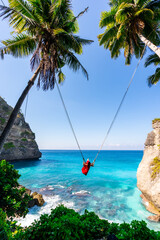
[82,162,90,175]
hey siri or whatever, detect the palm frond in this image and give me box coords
[1,34,36,58]
[116,3,134,23]
[99,25,118,46]
[125,49,132,65]
[70,36,93,46]
[145,53,160,67]
[135,8,154,20]
[145,0,160,11]
[110,36,124,58]
[57,31,83,54]
[64,50,89,80]
[0,4,39,31]
[58,70,65,83]
[147,67,160,86]
[99,7,117,28]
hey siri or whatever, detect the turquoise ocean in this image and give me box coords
[13,150,160,231]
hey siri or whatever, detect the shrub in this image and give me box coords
[14,205,160,240]
[150,157,160,180]
[3,142,15,151]
[0,118,6,125]
[0,160,30,218]
[0,208,12,240]
[0,208,23,240]
[152,118,160,124]
[21,138,27,142]
[21,131,31,137]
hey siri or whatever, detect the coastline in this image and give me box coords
[13,150,160,232]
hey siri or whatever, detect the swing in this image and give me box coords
[55,42,146,173]
[24,43,147,174]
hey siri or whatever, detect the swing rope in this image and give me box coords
[56,43,147,163]
[55,80,85,161]
[93,44,147,162]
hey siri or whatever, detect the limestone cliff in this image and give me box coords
[137,119,160,215]
[0,97,41,161]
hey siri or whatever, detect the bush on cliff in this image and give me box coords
[0,160,30,218]
[0,208,23,240]
[14,205,160,240]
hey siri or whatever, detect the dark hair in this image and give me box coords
[88,161,91,168]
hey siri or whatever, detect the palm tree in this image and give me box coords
[0,0,93,153]
[145,53,160,86]
[98,0,160,65]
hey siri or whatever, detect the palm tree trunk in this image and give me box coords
[0,66,40,154]
[138,33,160,58]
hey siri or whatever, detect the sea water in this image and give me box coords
[12,150,160,231]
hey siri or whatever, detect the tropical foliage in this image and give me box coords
[0,160,160,239]
[0,0,92,89]
[98,0,160,65]
[0,0,92,152]
[0,208,21,240]
[145,53,160,86]
[0,160,30,218]
[12,205,160,240]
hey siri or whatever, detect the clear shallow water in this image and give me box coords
[13,150,160,231]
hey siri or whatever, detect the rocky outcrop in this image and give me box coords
[19,185,45,208]
[0,97,41,160]
[147,215,160,222]
[137,119,160,217]
[31,192,45,206]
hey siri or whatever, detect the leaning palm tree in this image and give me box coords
[145,53,160,86]
[98,0,160,65]
[0,0,92,153]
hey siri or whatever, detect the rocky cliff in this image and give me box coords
[137,119,160,218]
[0,97,41,161]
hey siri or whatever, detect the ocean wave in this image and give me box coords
[54,184,65,189]
[16,195,75,227]
[72,190,91,196]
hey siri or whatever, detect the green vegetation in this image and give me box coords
[98,0,160,66]
[12,205,160,240]
[152,118,160,124]
[0,209,12,240]
[0,160,30,218]
[145,55,160,86]
[19,145,25,148]
[0,208,21,240]
[150,157,160,180]
[0,161,160,239]
[21,130,32,137]
[21,138,27,142]
[0,0,92,152]
[0,117,5,125]
[3,142,15,151]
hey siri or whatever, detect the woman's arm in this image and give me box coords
[91,160,95,167]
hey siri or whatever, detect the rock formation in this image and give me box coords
[0,97,41,160]
[19,185,45,208]
[137,119,160,220]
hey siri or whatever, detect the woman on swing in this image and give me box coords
[82,159,95,176]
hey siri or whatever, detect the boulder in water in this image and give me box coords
[32,192,45,206]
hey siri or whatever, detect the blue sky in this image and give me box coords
[0,0,160,150]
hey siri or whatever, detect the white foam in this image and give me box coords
[47,185,54,190]
[72,190,90,196]
[16,195,75,227]
[54,184,65,188]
